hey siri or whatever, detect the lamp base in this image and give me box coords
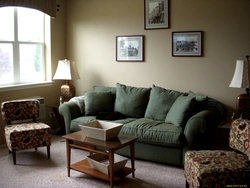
[60,82,75,102]
[237,89,250,119]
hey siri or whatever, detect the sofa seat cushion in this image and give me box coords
[70,116,136,133]
[104,118,137,125]
[71,116,97,132]
[120,118,184,147]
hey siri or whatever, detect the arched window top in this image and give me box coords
[0,0,57,18]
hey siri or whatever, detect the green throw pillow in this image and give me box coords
[144,85,182,121]
[93,85,116,104]
[188,90,208,113]
[84,91,114,115]
[114,83,151,118]
[93,85,116,96]
[165,95,195,127]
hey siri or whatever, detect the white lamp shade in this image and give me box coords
[53,59,80,80]
[229,60,249,88]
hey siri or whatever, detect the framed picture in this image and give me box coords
[144,0,169,30]
[116,35,144,62]
[172,31,203,57]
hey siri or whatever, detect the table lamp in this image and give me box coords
[53,58,80,102]
[229,55,250,119]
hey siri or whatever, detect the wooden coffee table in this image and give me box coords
[62,131,138,188]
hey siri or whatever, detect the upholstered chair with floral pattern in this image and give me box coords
[1,99,51,165]
[184,118,250,188]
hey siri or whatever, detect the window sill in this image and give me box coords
[0,81,53,92]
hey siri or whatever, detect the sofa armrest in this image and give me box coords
[59,101,82,134]
[184,106,222,151]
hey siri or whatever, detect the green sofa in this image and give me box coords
[59,83,226,166]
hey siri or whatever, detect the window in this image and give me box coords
[0,7,51,91]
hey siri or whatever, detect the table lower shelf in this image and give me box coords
[70,159,135,181]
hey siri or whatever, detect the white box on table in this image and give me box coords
[79,120,123,140]
[86,153,128,175]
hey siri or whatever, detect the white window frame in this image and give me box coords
[0,7,52,92]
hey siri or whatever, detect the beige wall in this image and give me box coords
[66,0,250,120]
[0,0,66,145]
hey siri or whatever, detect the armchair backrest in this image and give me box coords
[1,99,40,125]
[230,118,250,159]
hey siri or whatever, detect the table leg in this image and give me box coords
[65,139,71,177]
[130,142,135,178]
[109,150,114,188]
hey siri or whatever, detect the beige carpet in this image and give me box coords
[0,135,186,188]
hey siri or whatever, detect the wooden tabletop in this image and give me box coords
[62,131,138,150]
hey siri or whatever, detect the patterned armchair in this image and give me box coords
[1,99,51,165]
[184,118,250,188]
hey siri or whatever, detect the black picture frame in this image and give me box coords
[144,0,170,30]
[116,35,145,62]
[172,31,203,57]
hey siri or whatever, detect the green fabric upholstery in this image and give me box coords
[116,141,183,166]
[71,116,136,133]
[93,85,116,97]
[145,85,182,121]
[69,96,85,114]
[165,95,195,127]
[188,90,208,113]
[71,116,97,132]
[207,97,226,116]
[114,83,151,118]
[120,118,184,147]
[84,91,113,115]
[59,83,226,166]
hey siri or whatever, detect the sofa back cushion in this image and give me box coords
[165,95,195,127]
[93,85,116,96]
[144,85,182,121]
[93,85,116,102]
[114,83,151,118]
[188,90,208,114]
[84,91,114,115]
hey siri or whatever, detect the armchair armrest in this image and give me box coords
[59,101,82,134]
